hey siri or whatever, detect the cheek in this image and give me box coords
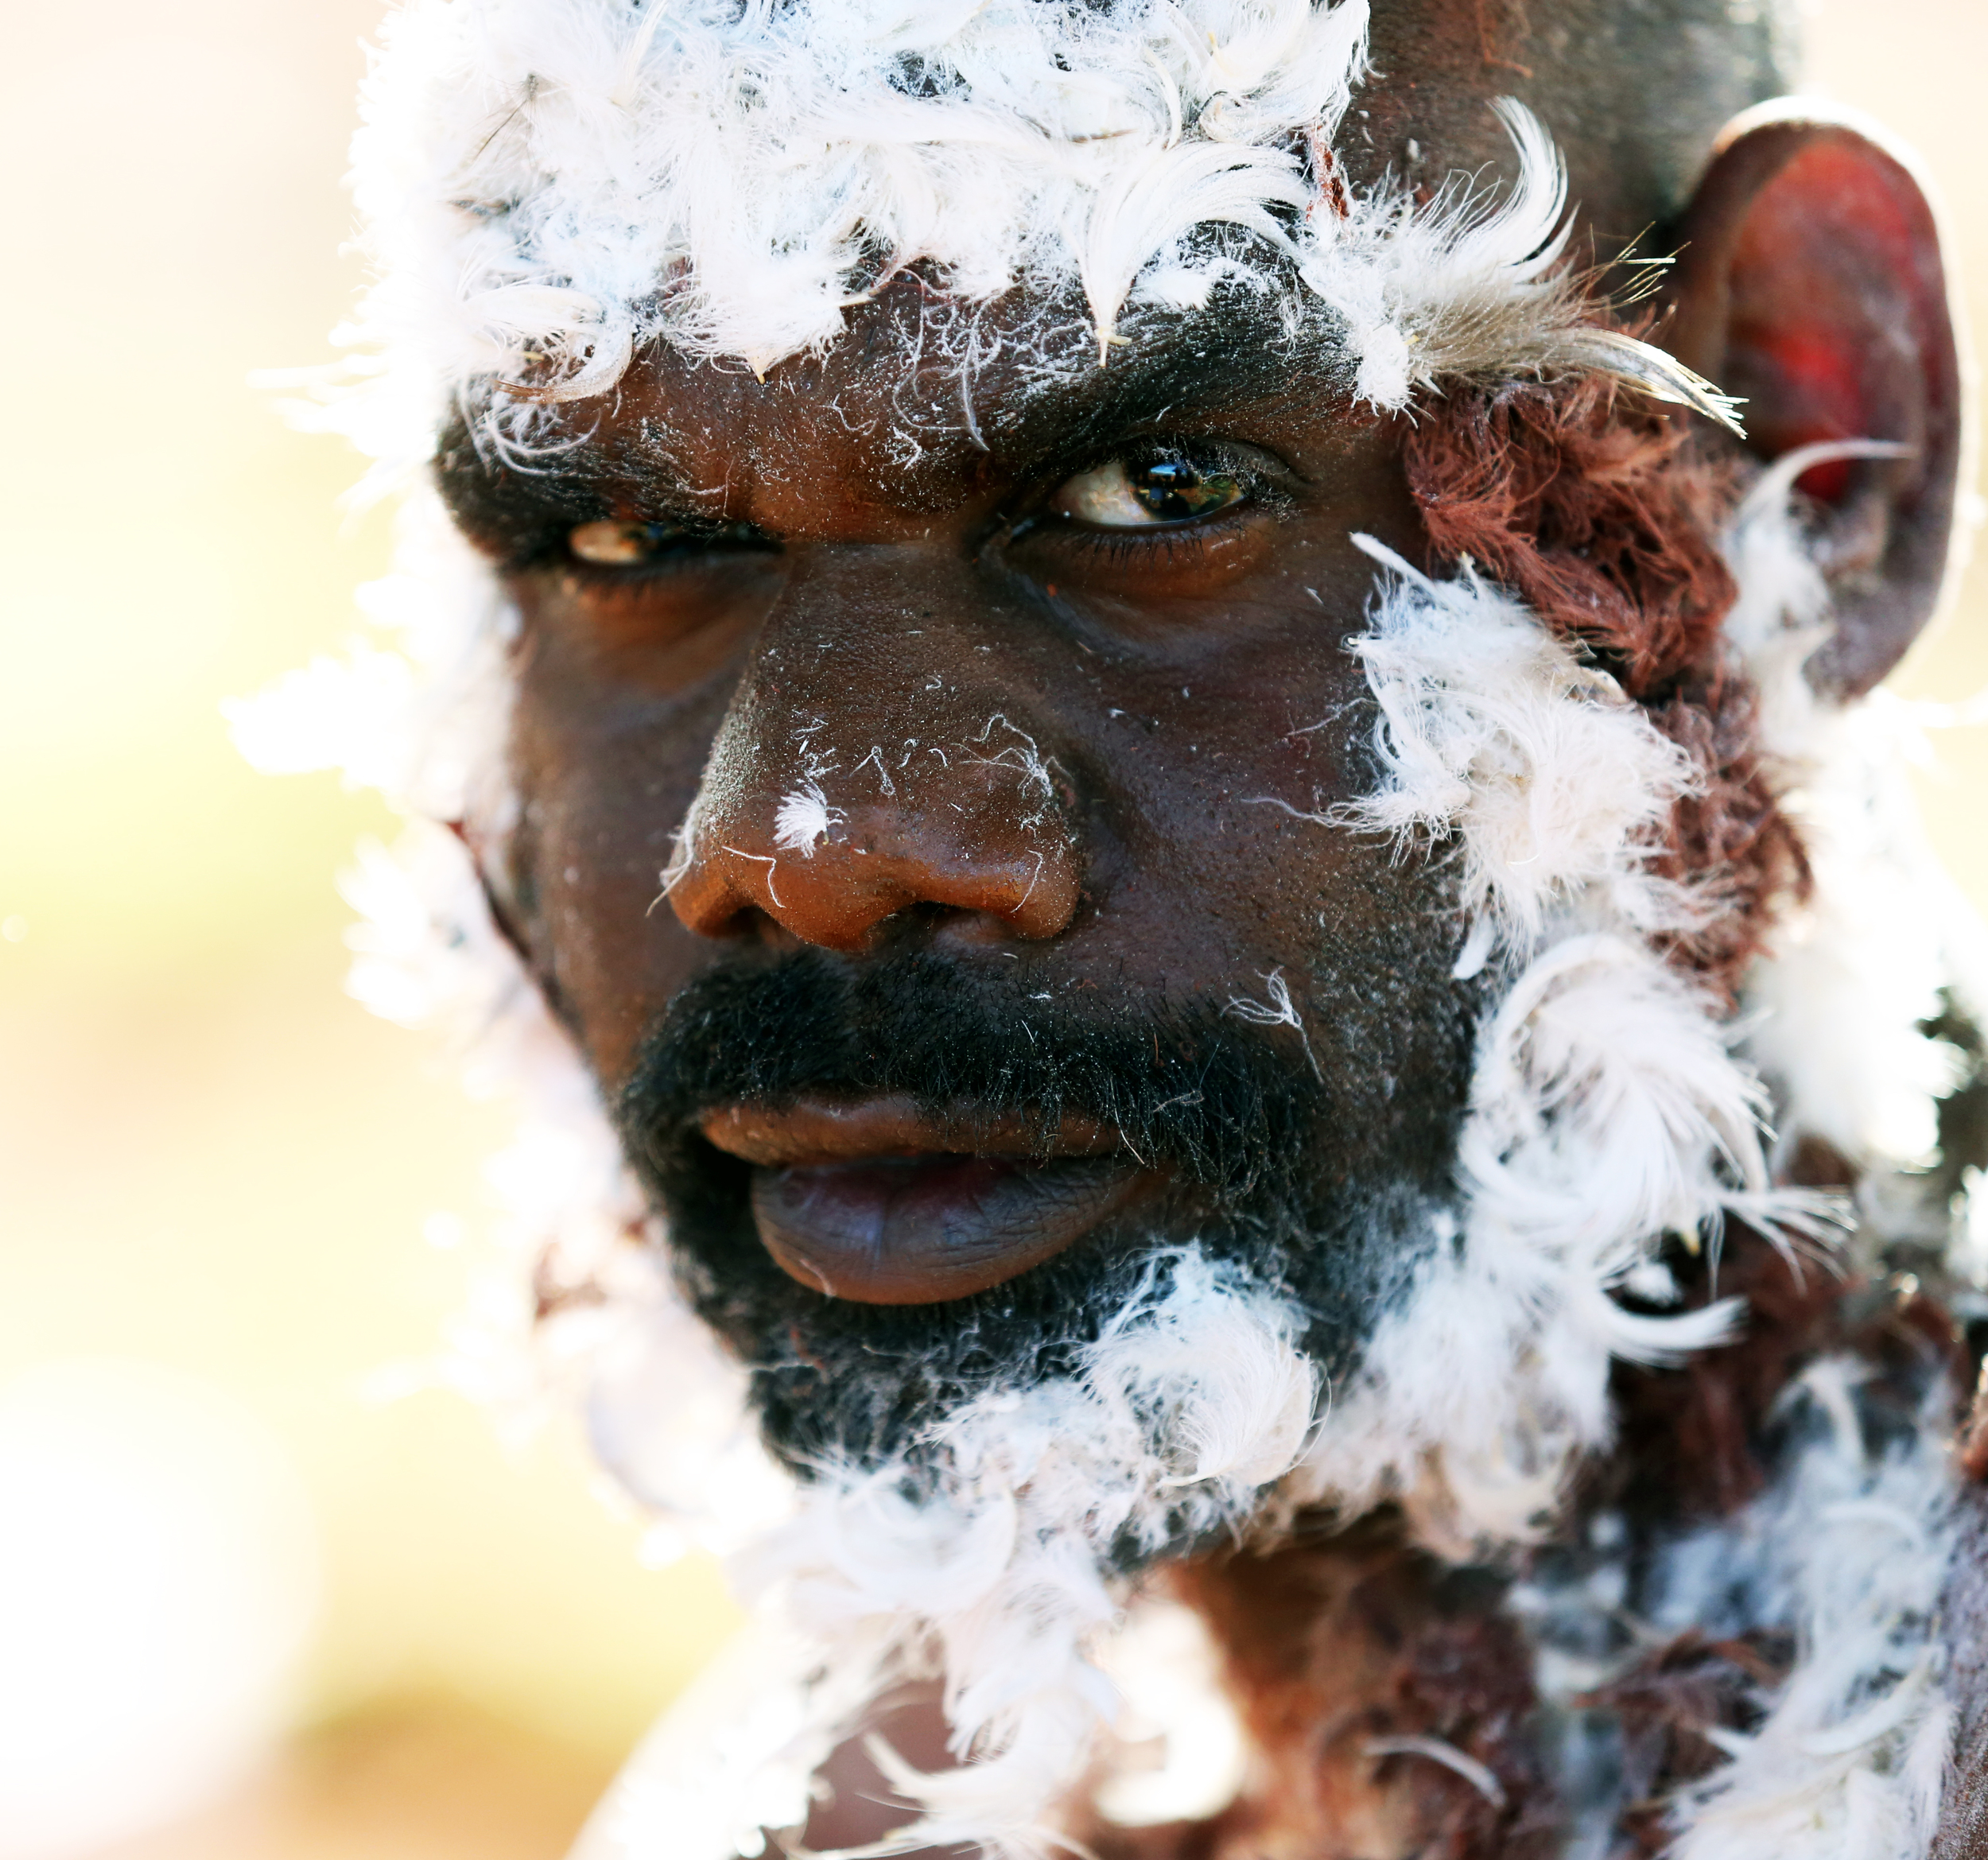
[1067,619,1461,1012]
[505,639,737,1083]
[1075,620,1470,1129]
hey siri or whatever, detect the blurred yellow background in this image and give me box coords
[1,2,1982,1855]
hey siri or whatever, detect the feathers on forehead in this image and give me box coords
[340,0,1738,468]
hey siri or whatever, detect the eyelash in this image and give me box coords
[1008,441,1286,558]
[1055,519,1249,573]
[548,526,774,583]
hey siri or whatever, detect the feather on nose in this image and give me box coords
[669,725,1081,949]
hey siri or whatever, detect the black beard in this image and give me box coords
[611,944,1474,1473]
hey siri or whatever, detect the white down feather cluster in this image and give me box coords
[325,0,1735,474]
[577,1249,1317,1860]
[1273,534,1820,1555]
[1660,1361,1959,1860]
[1345,461,1971,1860]
[1286,482,1973,1857]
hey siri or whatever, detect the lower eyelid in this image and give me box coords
[1083,483,1294,563]
[1060,513,1246,565]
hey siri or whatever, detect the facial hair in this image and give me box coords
[609,941,1472,1478]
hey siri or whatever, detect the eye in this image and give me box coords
[566,518,759,565]
[569,518,684,564]
[1052,454,1247,528]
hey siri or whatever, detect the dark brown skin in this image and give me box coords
[433,5,1973,1853]
[481,381,1442,1301]
[498,382,1420,1061]
[448,4,1948,1321]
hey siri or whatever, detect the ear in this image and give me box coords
[1663,101,1971,698]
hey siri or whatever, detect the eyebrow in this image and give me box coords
[433,282,1353,550]
[974,286,1353,466]
[432,416,721,564]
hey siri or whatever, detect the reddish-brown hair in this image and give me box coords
[1402,375,1809,997]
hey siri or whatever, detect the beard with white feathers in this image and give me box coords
[295,389,1982,1860]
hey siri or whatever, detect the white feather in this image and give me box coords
[1724,455,1972,1171]
[1267,540,1835,1554]
[315,0,1736,474]
[644,1248,1319,1860]
[1661,1364,1957,1860]
[772,779,841,856]
[1335,533,1705,957]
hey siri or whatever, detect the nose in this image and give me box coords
[666,550,1083,952]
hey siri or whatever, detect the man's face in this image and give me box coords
[443,286,1489,1469]
[412,0,1777,1481]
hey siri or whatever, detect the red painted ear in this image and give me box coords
[1664,103,1969,697]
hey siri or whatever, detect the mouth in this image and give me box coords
[700,1096,1156,1303]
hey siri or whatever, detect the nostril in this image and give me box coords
[904,899,1027,949]
[666,845,769,940]
[712,902,785,943]
[899,899,970,932]
[871,899,1004,950]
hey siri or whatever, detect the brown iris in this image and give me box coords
[1053,455,1246,527]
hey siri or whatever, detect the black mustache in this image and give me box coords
[612,946,1325,1197]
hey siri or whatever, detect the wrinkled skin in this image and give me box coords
[477,363,1436,1089]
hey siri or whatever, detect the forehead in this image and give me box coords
[359,0,1789,507]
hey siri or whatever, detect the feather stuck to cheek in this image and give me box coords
[1399,374,1811,998]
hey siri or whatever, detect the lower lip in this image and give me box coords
[749,1151,1149,1304]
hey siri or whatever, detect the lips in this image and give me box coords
[700,1096,1152,1303]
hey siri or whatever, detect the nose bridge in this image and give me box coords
[667,547,1082,949]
